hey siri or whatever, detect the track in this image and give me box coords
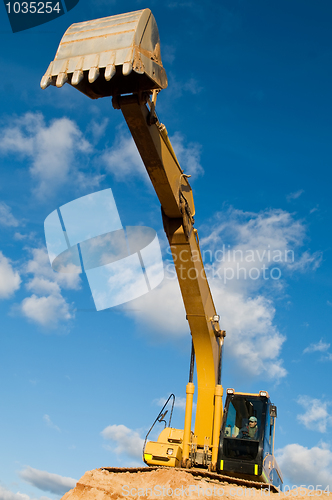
[100,467,279,493]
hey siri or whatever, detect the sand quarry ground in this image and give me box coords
[62,468,330,500]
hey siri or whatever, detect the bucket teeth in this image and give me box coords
[56,72,68,88]
[40,62,54,89]
[40,74,53,90]
[72,70,83,86]
[88,67,100,83]
[122,62,133,76]
[105,64,116,81]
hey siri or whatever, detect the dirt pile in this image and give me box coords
[61,468,329,500]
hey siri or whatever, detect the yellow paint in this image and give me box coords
[211,384,223,468]
[254,464,259,475]
[182,382,195,462]
[262,470,269,483]
[220,460,224,470]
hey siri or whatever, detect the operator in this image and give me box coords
[237,416,258,439]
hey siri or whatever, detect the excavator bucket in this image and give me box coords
[40,9,167,99]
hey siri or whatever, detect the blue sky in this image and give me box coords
[0,0,332,497]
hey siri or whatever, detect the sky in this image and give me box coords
[0,0,332,498]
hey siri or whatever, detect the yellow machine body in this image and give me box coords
[144,428,184,467]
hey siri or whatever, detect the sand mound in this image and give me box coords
[61,468,329,500]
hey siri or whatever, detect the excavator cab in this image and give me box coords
[218,390,282,488]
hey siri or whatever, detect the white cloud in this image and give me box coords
[162,44,176,65]
[0,112,36,155]
[310,206,319,214]
[290,250,322,272]
[101,424,144,459]
[126,273,187,335]
[14,232,36,242]
[210,283,287,380]
[21,294,73,327]
[0,487,51,500]
[303,339,331,354]
[296,396,332,433]
[286,189,305,202]
[0,202,19,227]
[303,339,332,361]
[25,248,80,292]
[276,443,332,487]
[0,486,30,500]
[126,270,286,380]
[19,466,77,495]
[126,207,320,381]
[102,132,148,182]
[43,414,61,432]
[26,277,60,295]
[0,251,21,299]
[86,118,109,144]
[0,113,99,199]
[102,129,203,181]
[170,132,204,178]
[168,72,203,98]
[183,78,203,95]
[154,396,195,411]
[200,207,322,289]
[19,247,79,328]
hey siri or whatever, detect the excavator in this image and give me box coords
[41,8,283,491]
